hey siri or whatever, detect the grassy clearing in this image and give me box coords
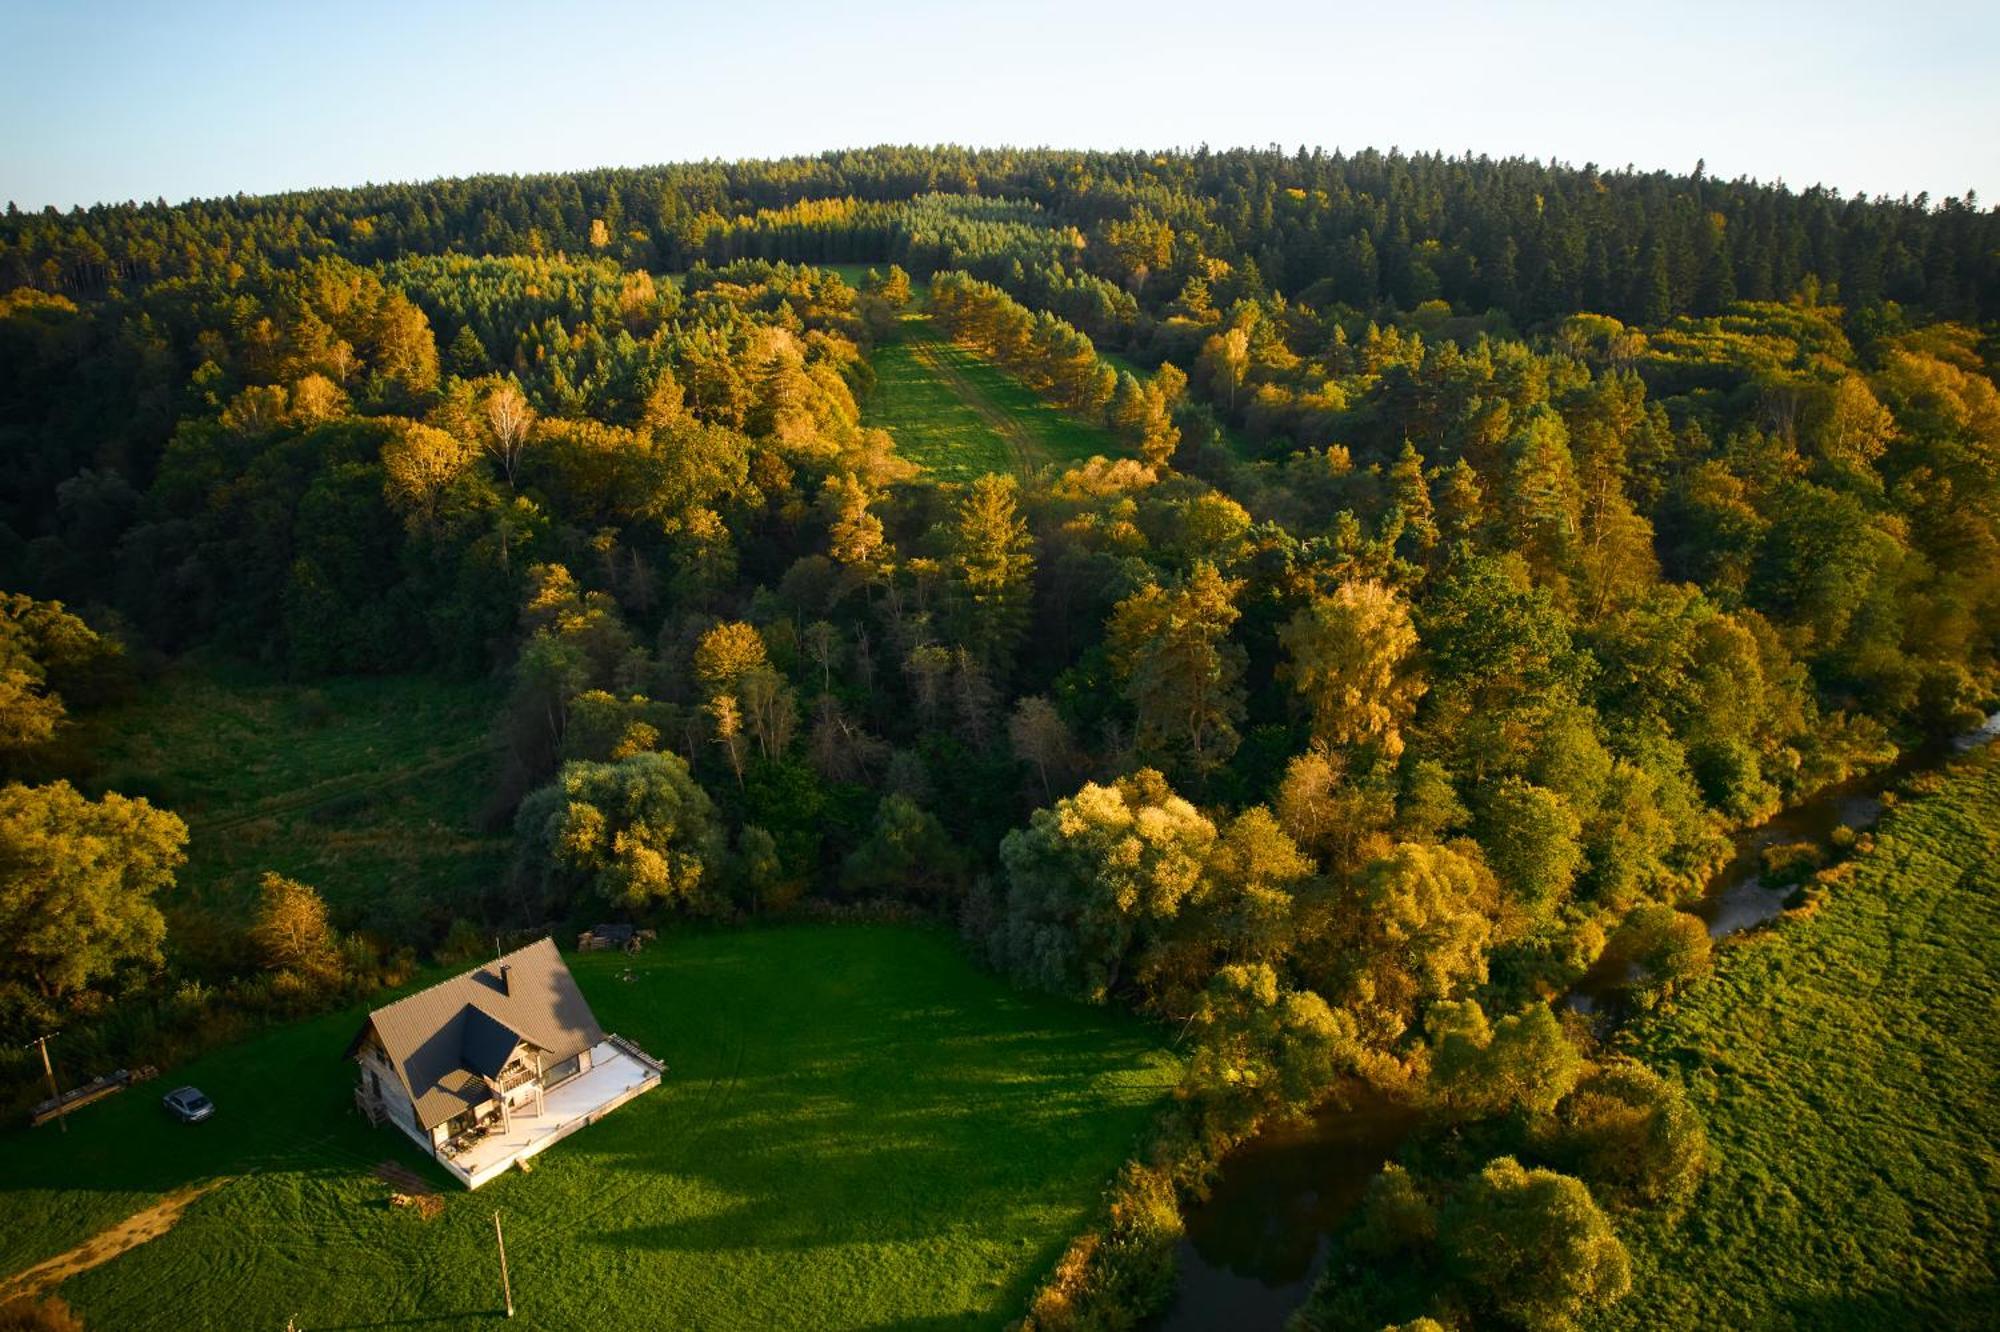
[74,663,506,943]
[819,261,884,289]
[1594,753,2000,1330]
[0,925,1178,1330]
[864,313,1127,483]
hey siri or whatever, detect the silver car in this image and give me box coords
[161,1086,214,1123]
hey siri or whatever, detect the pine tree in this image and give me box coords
[946,475,1035,670]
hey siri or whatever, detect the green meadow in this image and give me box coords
[1594,752,2000,1330]
[0,925,1178,1330]
[72,664,507,945]
[863,312,1126,482]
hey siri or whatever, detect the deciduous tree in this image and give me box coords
[0,781,185,1000]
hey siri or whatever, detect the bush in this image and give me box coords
[1021,1161,1184,1331]
[1540,1058,1709,1211]
[0,1298,84,1332]
[1760,840,1825,886]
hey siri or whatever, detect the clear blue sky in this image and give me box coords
[2,0,1995,210]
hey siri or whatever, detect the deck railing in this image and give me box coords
[605,1033,666,1075]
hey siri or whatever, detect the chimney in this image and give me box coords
[498,964,511,996]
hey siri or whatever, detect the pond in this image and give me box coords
[1161,1085,1419,1331]
[1161,711,2000,1330]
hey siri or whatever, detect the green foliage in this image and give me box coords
[3,143,1999,1328]
[1428,1000,1585,1122]
[1184,962,1361,1137]
[947,473,1036,668]
[1605,903,1713,1003]
[1442,1156,1632,1330]
[1538,1058,1708,1211]
[0,593,126,768]
[0,779,184,1004]
[513,752,725,915]
[1278,579,1424,759]
[1330,840,1497,1045]
[1105,561,1246,775]
[1479,778,1586,913]
[839,793,965,903]
[994,768,1217,1006]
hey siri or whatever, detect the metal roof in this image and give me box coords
[348,938,604,1131]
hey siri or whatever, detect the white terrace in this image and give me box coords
[438,1037,661,1188]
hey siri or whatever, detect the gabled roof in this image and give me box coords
[460,1007,528,1080]
[348,938,604,1131]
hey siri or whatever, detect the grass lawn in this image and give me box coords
[0,925,1178,1330]
[72,663,507,944]
[1593,752,2000,1330]
[863,313,1127,483]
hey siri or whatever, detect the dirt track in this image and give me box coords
[906,328,1042,472]
[0,1179,227,1305]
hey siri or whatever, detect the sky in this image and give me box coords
[2,0,1995,211]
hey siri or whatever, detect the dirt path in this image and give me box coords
[905,325,1043,473]
[0,1179,228,1305]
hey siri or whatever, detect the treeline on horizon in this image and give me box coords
[5,145,1995,323]
[1,143,1997,1331]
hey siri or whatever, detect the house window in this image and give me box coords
[542,1054,583,1088]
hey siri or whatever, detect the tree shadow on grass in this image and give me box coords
[1777,1282,1999,1331]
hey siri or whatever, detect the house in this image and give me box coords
[346,938,663,1188]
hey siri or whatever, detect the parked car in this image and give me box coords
[161,1086,215,1123]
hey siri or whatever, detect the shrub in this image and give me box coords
[0,1297,85,1332]
[1540,1058,1709,1211]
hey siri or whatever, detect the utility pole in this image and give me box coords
[27,1032,65,1134]
[493,1210,514,1319]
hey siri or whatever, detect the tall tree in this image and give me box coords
[1106,562,1247,774]
[1278,579,1425,760]
[946,474,1036,669]
[0,781,186,1001]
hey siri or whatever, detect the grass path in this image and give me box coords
[1592,752,2000,1330]
[908,333,1040,470]
[188,740,489,836]
[864,311,1125,482]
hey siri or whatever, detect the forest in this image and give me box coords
[1,145,1996,1330]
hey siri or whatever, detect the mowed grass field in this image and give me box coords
[0,926,1178,1330]
[1593,751,2000,1330]
[864,312,1127,482]
[74,664,507,943]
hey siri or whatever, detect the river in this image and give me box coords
[1159,710,2000,1331]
